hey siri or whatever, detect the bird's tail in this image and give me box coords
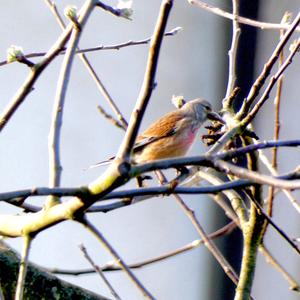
[86,156,115,170]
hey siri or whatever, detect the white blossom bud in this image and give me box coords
[117,0,133,19]
[172,95,186,108]
[6,45,24,63]
[64,5,78,21]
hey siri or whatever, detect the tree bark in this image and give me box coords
[0,242,110,300]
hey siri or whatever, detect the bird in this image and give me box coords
[91,98,223,167]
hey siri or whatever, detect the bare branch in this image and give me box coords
[214,159,300,190]
[79,244,122,300]
[95,1,130,19]
[79,217,155,300]
[15,236,32,300]
[206,13,300,156]
[115,0,173,162]
[49,222,236,275]
[97,105,125,130]
[196,170,245,226]
[0,28,182,67]
[240,12,300,114]
[153,170,240,286]
[225,0,241,99]
[47,9,86,208]
[245,195,300,256]
[259,245,300,292]
[174,192,240,285]
[0,0,98,132]
[189,0,300,32]
[242,37,300,125]
[132,139,300,175]
[257,146,300,214]
[266,13,289,219]
[45,0,128,138]
[2,139,300,204]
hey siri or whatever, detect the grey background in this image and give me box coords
[0,1,299,299]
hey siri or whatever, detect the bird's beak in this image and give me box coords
[207,111,225,124]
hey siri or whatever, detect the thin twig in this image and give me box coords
[79,217,155,300]
[0,187,86,201]
[259,245,300,292]
[5,199,41,212]
[49,222,236,275]
[225,0,240,99]
[202,171,299,290]
[204,13,300,156]
[196,171,245,226]
[82,54,129,128]
[107,222,236,270]
[95,1,129,18]
[0,28,182,67]
[0,0,98,132]
[97,105,125,130]
[155,170,240,286]
[241,12,300,113]
[214,159,300,190]
[247,196,300,256]
[47,9,87,208]
[79,244,122,300]
[0,179,255,206]
[46,3,93,207]
[188,0,300,32]
[175,193,240,285]
[15,235,32,300]
[215,161,300,254]
[44,0,65,27]
[45,0,128,138]
[266,13,289,218]
[242,38,300,126]
[257,147,300,214]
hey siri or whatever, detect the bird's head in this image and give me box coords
[181,98,212,124]
[182,98,224,124]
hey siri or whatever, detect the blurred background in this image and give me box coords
[0,1,299,299]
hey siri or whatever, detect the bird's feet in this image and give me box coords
[136,175,153,187]
[168,166,190,190]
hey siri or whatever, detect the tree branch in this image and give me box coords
[0,241,109,299]
[79,217,155,300]
[115,0,173,162]
[189,0,300,32]
[0,0,98,132]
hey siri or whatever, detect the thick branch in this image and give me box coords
[116,0,173,162]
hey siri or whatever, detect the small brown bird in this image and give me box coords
[91,98,222,167]
[132,98,215,163]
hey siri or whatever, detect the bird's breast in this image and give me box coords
[134,127,197,163]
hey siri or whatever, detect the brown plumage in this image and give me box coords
[132,99,212,163]
[91,98,219,167]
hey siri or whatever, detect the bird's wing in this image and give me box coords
[133,111,183,153]
[88,111,185,168]
[87,155,115,169]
